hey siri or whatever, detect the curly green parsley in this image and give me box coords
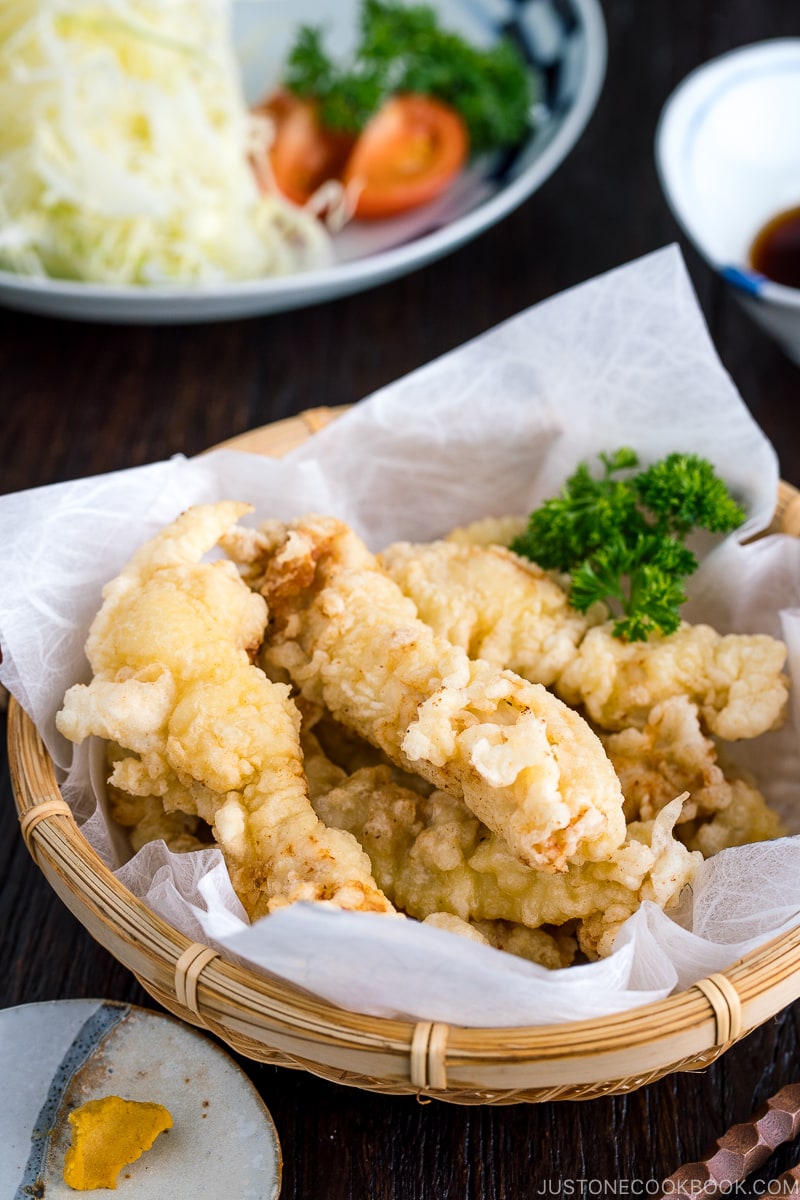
[511,449,745,642]
[283,0,536,152]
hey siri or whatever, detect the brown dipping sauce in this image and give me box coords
[749,205,800,289]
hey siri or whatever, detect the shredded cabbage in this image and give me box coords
[0,0,332,284]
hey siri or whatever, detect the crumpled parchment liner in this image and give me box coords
[3,245,800,1026]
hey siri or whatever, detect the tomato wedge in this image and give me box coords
[252,90,469,219]
[254,90,356,207]
[342,94,468,220]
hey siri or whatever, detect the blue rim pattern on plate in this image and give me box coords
[0,0,606,323]
[14,1003,131,1199]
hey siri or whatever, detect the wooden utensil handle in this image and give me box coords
[656,1083,800,1196]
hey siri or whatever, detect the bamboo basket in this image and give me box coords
[9,407,800,1105]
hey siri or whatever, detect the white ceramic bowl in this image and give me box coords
[655,38,800,362]
[0,0,606,324]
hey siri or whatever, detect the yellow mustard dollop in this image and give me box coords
[63,1095,173,1191]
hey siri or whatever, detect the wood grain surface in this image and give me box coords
[4,2,800,1196]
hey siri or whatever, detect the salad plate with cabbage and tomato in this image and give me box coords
[0,0,606,323]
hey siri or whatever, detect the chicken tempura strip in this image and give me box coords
[556,621,788,739]
[471,919,577,968]
[56,503,393,921]
[444,514,528,548]
[380,533,789,744]
[299,728,585,963]
[681,781,786,857]
[422,912,577,968]
[108,788,212,855]
[601,694,786,842]
[228,515,626,873]
[379,538,593,686]
[310,760,699,959]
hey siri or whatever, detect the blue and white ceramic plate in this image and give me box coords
[0,999,282,1199]
[0,0,605,323]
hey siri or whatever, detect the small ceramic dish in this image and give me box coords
[0,999,282,1199]
[655,38,800,362]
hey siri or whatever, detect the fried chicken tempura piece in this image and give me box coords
[556,621,789,739]
[105,741,212,853]
[310,759,698,959]
[422,911,491,944]
[472,919,577,968]
[56,502,393,921]
[444,514,528,548]
[381,536,788,748]
[605,699,722,826]
[602,695,786,838]
[681,781,786,857]
[379,539,592,687]
[232,515,626,872]
[109,788,212,854]
[422,912,576,968]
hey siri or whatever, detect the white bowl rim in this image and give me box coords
[0,0,607,322]
[654,36,800,311]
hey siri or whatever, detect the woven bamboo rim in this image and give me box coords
[9,407,800,1104]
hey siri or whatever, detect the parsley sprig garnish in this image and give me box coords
[511,449,745,642]
[284,0,535,152]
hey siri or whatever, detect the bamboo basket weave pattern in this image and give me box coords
[9,408,800,1105]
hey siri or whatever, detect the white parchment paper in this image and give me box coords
[3,245,800,1027]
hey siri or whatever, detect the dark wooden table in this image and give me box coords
[3,2,800,1196]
